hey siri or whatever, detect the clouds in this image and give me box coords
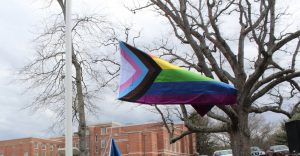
[85,87,160,126]
[0,0,38,69]
[0,73,54,139]
[0,0,59,139]
[0,0,162,140]
[1,0,299,140]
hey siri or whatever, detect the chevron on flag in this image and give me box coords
[118,41,237,116]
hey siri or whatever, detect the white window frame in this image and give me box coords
[101,128,106,135]
[24,152,29,156]
[34,142,39,149]
[95,145,98,153]
[100,140,106,149]
[42,150,46,156]
[34,150,38,156]
[42,144,46,150]
[50,144,53,151]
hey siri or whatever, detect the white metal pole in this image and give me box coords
[65,0,73,156]
[108,137,112,156]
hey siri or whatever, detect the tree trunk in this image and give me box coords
[195,133,214,156]
[230,109,251,156]
[73,52,87,156]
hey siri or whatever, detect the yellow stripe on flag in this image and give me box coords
[152,56,181,70]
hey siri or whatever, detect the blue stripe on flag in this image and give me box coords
[110,138,122,156]
[145,81,237,95]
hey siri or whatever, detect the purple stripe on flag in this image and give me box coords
[136,94,237,105]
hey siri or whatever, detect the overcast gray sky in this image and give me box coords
[0,0,167,140]
[0,0,299,140]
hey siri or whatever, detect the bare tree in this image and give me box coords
[249,114,275,150]
[190,112,219,156]
[20,1,120,155]
[127,0,300,155]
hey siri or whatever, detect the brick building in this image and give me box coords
[0,138,61,156]
[0,122,196,156]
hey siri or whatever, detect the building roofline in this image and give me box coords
[88,121,123,127]
[89,121,184,129]
[114,121,163,128]
[0,137,33,142]
[0,121,185,142]
[0,137,63,143]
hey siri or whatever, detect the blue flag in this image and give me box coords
[110,138,122,156]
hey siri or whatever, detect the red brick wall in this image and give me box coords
[0,138,61,156]
[0,122,196,156]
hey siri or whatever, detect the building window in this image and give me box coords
[126,144,130,153]
[165,139,169,150]
[34,142,39,149]
[73,142,77,147]
[95,134,98,142]
[174,143,176,151]
[42,144,46,156]
[95,145,98,153]
[49,144,53,156]
[24,152,28,156]
[101,128,106,135]
[34,150,38,156]
[0,153,3,156]
[101,140,105,148]
[42,144,46,150]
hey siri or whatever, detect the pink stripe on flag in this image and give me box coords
[119,49,142,91]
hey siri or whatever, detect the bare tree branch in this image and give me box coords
[251,72,300,103]
[250,106,291,118]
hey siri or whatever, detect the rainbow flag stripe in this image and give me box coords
[118,41,237,115]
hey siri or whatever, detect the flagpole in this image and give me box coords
[65,0,73,156]
[108,137,112,156]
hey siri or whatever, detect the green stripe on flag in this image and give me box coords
[155,69,216,82]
